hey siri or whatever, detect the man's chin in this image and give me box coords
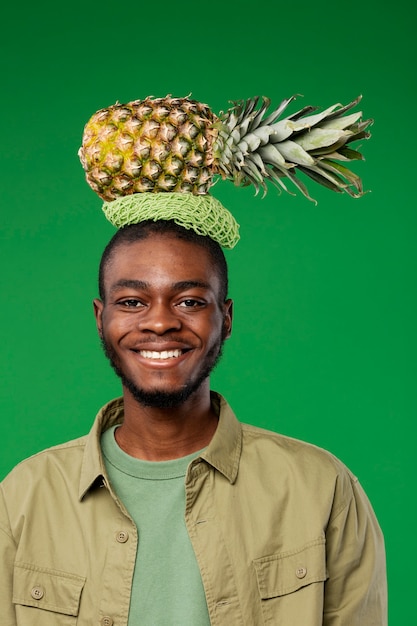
[122,379,201,409]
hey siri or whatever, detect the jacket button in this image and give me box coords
[296,567,307,579]
[101,617,114,626]
[116,530,129,543]
[31,585,44,600]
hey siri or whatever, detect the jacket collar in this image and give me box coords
[199,393,242,484]
[79,392,242,499]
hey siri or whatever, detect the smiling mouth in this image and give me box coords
[138,349,185,360]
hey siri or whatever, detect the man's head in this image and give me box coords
[94,220,233,409]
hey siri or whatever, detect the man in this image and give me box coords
[0,219,387,625]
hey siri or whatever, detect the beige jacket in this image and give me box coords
[0,393,387,625]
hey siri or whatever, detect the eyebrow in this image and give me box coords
[110,279,148,293]
[172,280,212,291]
[109,279,212,294]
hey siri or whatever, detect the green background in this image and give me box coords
[1,0,415,622]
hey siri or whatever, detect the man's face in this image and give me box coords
[94,233,233,408]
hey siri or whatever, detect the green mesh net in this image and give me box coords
[102,192,240,249]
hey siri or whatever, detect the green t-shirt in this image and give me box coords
[101,426,210,625]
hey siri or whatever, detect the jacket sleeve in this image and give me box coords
[0,485,17,626]
[324,475,387,625]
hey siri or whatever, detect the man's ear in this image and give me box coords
[93,298,104,338]
[223,299,233,340]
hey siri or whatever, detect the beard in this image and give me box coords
[100,327,227,409]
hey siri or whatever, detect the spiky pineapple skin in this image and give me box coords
[79,97,218,201]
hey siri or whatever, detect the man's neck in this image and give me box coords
[114,385,218,461]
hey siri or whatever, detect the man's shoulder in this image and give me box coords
[1,435,88,488]
[240,421,356,481]
[216,394,356,485]
[1,396,123,488]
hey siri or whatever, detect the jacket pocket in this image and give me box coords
[253,538,328,624]
[13,562,85,623]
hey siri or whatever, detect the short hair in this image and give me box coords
[98,220,229,303]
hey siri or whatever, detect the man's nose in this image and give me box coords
[137,302,181,334]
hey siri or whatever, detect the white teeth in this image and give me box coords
[139,349,183,360]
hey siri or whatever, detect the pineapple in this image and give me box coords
[79,94,372,203]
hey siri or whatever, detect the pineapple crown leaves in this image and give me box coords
[212,95,373,203]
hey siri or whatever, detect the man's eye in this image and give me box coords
[120,299,144,308]
[178,299,204,308]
